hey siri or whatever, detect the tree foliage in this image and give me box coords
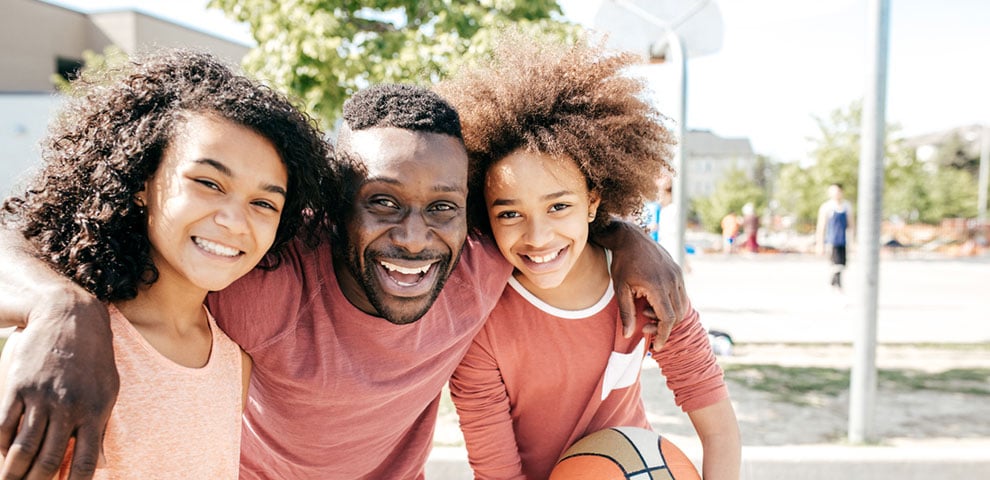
[773,101,878,228]
[694,167,767,233]
[209,0,578,127]
[51,46,128,93]
[773,100,979,228]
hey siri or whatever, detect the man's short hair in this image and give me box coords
[341,84,462,139]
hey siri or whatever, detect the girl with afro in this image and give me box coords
[439,33,741,479]
[0,49,330,478]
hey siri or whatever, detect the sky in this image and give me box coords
[45,0,990,162]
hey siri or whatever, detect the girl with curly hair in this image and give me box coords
[439,33,741,479]
[0,49,330,478]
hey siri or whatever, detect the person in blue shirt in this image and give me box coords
[815,183,855,289]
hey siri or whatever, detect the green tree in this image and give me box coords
[773,162,819,231]
[774,100,912,228]
[807,100,862,204]
[883,153,931,223]
[933,132,981,176]
[775,100,978,228]
[927,167,978,221]
[694,167,766,233]
[772,101,864,229]
[51,46,128,93]
[209,0,577,127]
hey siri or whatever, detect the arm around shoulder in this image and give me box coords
[594,219,686,343]
[0,227,118,480]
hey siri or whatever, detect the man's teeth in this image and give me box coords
[527,251,560,264]
[194,237,240,257]
[380,261,431,275]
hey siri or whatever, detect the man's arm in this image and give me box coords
[593,220,686,345]
[0,228,117,480]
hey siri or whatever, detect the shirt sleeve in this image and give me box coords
[448,323,527,480]
[206,237,311,352]
[651,297,729,412]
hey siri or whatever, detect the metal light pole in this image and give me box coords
[610,0,702,268]
[978,125,989,224]
[849,0,890,444]
[666,34,689,269]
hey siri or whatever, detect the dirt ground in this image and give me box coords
[639,343,990,448]
[434,343,990,450]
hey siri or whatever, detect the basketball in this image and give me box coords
[549,427,700,480]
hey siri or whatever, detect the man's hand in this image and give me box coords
[0,294,117,480]
[596,220,687,345]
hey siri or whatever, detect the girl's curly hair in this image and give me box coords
[436,32,676,236]
[1,49,333,302]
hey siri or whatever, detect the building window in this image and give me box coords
[56,57,84,83]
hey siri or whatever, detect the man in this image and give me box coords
[815,183,855,289]
[0,85,685,479]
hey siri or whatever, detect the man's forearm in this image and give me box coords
[592,218,686,340]
[0,228,100,328]
[592,218,654,251]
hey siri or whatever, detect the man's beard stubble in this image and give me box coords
[343,242,463,325]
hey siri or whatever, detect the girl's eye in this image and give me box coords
[549,203,570,213]
[195,179,221,191]
[496,211,520,219]
[253,200,279,212]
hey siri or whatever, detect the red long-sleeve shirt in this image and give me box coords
[449,275,727,480]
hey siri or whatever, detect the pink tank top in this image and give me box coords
[61,305,243,479]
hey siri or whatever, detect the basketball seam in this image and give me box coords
[611,427,650,476]
[627,465,670,479]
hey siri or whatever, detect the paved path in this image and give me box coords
[684,252,990,344]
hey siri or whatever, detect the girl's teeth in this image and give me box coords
[528,251,559,263]
[195,237,240,257]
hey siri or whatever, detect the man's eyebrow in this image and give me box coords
[364,176,466,194]
[195,158,286,197]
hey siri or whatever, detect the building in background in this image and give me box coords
[900,124,985,171]
[684,129,757,199]
[1,0,250,196]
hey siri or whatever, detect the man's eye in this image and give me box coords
[430,202,459,212]
[370,197,399,209]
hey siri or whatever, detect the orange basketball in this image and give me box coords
[549,427,700,480]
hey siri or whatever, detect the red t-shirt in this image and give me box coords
[207,233,511,479]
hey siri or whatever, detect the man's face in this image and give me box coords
[334,127,469,325]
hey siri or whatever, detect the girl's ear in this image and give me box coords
[134,187,147,208]
[588,191,601,222]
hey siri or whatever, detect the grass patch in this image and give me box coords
[879,368,990,395]
[722,364,990,405]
